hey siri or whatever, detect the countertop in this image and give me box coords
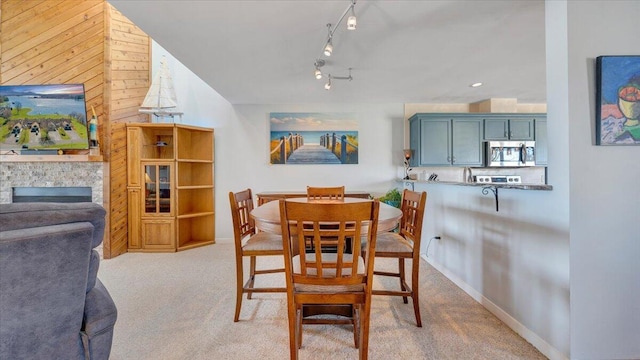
[399,179,553,191]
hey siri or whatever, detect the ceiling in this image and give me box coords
[108,0,547,105]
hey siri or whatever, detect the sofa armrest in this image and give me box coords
[82,279,117,360]
[0,202,106,249]
[83,279,117,337]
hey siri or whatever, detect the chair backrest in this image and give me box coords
[279,199,379,290]
[306,186,345,201]
[398,189,427,251]
[229,189,257,245]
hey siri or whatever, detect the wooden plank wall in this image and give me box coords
[0,0,151,258]
[105,4,151,258]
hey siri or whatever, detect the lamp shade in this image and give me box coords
[403,149,413,160]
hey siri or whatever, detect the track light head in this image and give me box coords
[323,24,333,56]
[347,4,356,30]
[314,59,325,80]
[324,76,332,90]
[324,39,333,57]
[347,15,356,30]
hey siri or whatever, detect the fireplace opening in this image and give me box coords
[12,187,92,203]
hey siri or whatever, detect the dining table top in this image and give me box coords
[250,197,402,234]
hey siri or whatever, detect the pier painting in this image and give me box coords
[270,112,358,164]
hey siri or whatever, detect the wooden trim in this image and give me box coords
[0,155,103,162]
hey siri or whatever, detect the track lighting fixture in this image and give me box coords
[323,68,352,91]
[347,2,356,30]
[312,1,358,89]
[314,59,325,79]
[324,40,333,57]
[323,24,333,56]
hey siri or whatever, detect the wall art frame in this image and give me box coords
[269,112,358,165]
[595,55,640,145]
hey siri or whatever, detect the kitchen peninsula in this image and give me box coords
[400,176,552,212]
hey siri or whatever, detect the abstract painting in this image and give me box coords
[269,112,358,164]
[595,56,640,145]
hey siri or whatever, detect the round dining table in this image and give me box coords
[250,197,402,234]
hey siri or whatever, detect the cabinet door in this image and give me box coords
[143,163,173,216]
[128,189,141,249]
[141,219,175,250]
[509,119,534,140]
[452,119,483,166]
[418,118,451,166]
[534,119,547,165]
[484,119,509,140]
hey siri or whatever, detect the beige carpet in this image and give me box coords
[98,242,546,360]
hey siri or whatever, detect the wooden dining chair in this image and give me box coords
[229,189,286,322]
[279,199,380,360]
[306,186,345,201]
[369,189,427,327]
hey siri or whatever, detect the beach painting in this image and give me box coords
[269,112,358,164]
[596,56,640,145]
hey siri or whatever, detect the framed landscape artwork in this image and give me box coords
[595,56,640,145]
[269,112,358,164]
[0,84,90,153]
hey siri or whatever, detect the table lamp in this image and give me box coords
[403,149,413,180]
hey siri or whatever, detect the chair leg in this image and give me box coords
[411,261,422,327]
[234,254,244,322]
[359,302,371,360]
[288,302,299,360]
[352,305,359,349]
[399,258,408,304]
[297,304,303,349]
[247,256,256,300]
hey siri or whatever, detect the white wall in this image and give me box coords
[564,1,640,359]
[220,103,404,239]
[416,168,570,359]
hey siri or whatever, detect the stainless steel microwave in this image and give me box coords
[486,141,535,167]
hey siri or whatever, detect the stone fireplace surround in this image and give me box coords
[0,161,105,255]
[0,162,104,204]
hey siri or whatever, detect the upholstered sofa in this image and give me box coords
[0,202,117,360]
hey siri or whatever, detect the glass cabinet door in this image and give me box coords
[144,163,172,215]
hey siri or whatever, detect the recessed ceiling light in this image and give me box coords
[470,82,483,88]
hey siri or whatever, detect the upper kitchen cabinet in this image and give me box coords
[409,114,483,167]
[483,114,545,140]
[534,118,548,165]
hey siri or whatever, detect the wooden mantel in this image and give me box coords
[0,155,104,162]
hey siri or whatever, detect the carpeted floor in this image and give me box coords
[98,242,547,359]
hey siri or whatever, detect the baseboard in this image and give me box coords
[423,255,568,360]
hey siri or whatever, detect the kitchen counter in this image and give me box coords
[400,179,553,191]
[398,179,552,211]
